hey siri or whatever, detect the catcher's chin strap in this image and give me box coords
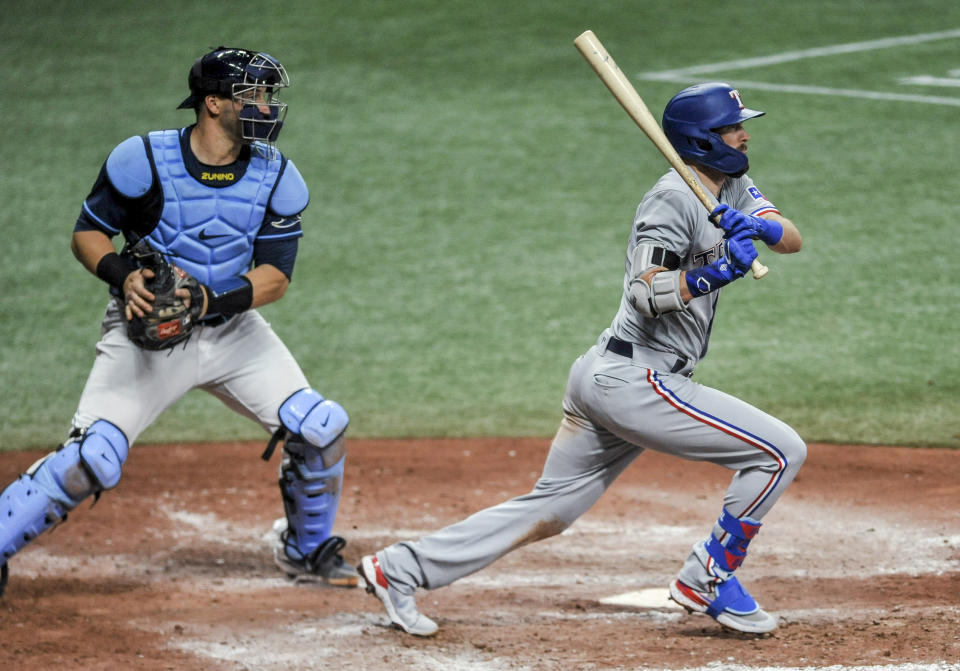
[262,427,287,461]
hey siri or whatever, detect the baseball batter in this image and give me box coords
[0,46,358,595]
[358,82,805,636]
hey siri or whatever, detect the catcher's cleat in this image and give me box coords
[271,519,359,588]
[358,554,438,637]
[669,577,777,634]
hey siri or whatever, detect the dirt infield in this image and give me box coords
[0,439,958,670]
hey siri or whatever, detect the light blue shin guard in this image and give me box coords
[275,389,349,562]
[0,420,128,568]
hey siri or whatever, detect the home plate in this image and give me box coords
[600,588,683,609]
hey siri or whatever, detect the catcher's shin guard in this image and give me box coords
[705,508,762,574]
[275,389,349,562]
[0,420,128,579]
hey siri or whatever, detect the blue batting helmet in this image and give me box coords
[661,82,764,177]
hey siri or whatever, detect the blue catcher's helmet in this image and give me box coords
[661,82,764,177]
[177,46,289,151]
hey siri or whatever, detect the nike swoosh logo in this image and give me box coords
[198,229,230,240]
[270,216,301,229]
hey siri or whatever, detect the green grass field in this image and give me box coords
[1,1,958,450]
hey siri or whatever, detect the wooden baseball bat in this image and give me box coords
[573,29,768,279]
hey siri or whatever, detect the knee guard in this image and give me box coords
[275,389,349,561]
[705,508,761,575]
[1,420,128,565]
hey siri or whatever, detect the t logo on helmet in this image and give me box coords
[728,89,745,110]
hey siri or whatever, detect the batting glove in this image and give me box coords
[711,204,782,246]
[747,214,783,246]
[710,204,750,236]
[685,231,757,297]
[726,229,760,275]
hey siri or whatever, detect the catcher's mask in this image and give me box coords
[178,46,289,157]
[661,82,764,178]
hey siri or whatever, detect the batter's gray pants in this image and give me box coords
[379,333,806,594]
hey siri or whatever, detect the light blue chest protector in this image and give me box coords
[145,130,281,285]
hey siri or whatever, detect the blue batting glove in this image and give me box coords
[685,256,741,297]
[685,230,759,297]
[747,214,783,246]
[711,204,783,246]
[710,204,753,238]
[726,229,759,275]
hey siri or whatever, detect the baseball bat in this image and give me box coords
[573,29,768,280]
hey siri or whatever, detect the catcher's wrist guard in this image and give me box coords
[95,252,135,290]
[205,276,254,317]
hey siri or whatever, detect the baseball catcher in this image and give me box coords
[0,45,357,598]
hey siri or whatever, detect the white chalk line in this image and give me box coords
[899,75,960,87]
[644,28,960,76]
[638,28,960,106]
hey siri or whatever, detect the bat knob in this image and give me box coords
[751,259,769,279]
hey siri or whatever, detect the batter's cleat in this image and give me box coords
[271,519,359,588]
[669,577,777,634]
[0,562,8,598]
[358,554,438,637]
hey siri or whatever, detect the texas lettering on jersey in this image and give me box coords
[692,240,725,267]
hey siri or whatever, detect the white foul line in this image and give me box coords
[639,28,960,106]
[715,79,960,107]
[899,75,960,87]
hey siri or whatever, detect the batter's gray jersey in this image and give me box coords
[611,169,779,364]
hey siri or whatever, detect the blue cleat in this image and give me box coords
[669,577,777,634]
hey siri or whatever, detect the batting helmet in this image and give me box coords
[177,46,289,150]
[661,82,764,177]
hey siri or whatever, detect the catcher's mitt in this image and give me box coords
[126,240,205,350]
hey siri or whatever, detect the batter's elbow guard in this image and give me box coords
[629,269,686,318]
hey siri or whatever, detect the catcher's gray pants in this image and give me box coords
[72,301,309,443]
[378,331,806,594]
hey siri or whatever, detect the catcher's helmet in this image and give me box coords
[661,82,764,177]
[177,46,289,151]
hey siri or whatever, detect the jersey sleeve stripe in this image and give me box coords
[81,201,122,234]
[749,206,780,218]
[257,230,304,241]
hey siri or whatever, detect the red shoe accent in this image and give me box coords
[371,555,389,589]
[675,580,711,607]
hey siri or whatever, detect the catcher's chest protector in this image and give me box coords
[145,130,282,284]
